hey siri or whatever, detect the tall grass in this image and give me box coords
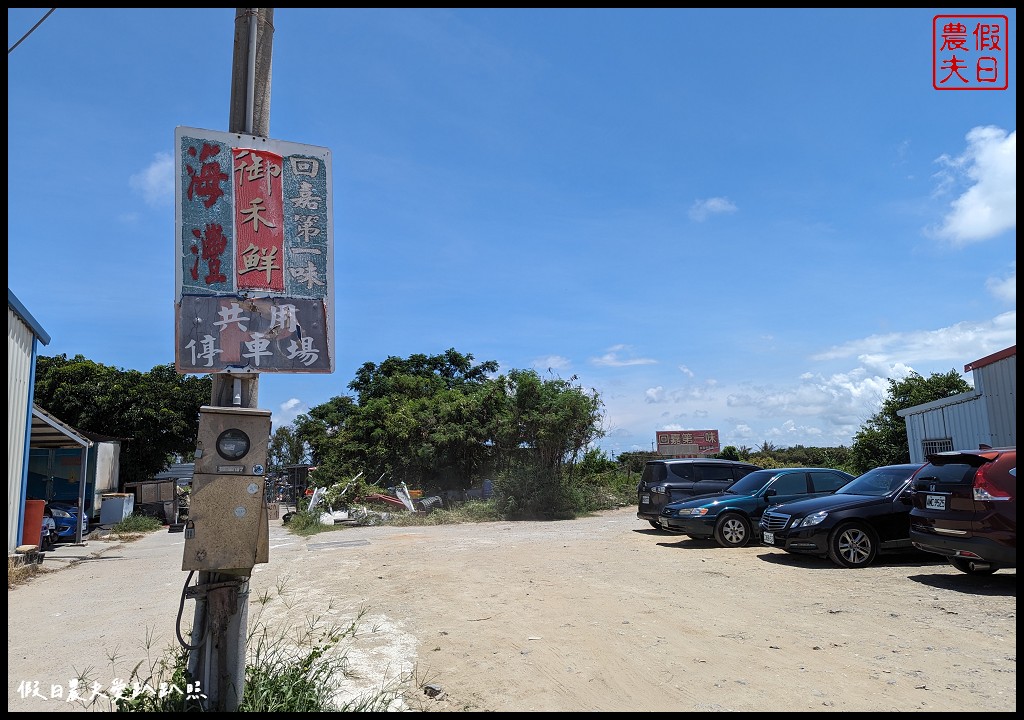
[109,513,164,541]
[8,555,47,588]
[78,579,414,712]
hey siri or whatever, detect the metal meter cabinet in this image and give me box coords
[183,406,273,572]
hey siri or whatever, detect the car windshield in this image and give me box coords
[724,469,777,495]
[836,466,917,496]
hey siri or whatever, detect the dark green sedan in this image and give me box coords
[658,467,855,548]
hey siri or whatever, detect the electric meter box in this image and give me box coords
[183,473,269,572]
[193,406,272,476]
[182,405,273,572]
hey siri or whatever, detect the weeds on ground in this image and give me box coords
[385,500,503,526]
[78,577,418,712]
[108,513,164,542]
[8,555,49,588]
[281,508,330,536]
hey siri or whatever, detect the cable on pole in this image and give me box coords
[8,8,56,55]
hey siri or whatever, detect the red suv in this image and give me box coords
[909,447,1016,575]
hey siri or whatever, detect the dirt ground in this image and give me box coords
[7,506,1017,712]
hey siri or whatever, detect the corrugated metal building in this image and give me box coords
[8,289,51,554]
[898,345,1016,462]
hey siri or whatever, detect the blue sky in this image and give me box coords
[8,8,1016,458]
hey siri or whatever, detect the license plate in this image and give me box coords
[925,494,946,510]
[762,531,774,545]
[641,494,650,504]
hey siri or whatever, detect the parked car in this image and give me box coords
[759,463,927,568]
[636,458,762,529]
[47,501,87,541]
[659,467,855,547]
[909,446,1016,576]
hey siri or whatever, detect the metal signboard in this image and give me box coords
[657,429,721,457]
[174,126,334,373]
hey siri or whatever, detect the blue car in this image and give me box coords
[658,467,855,548]
[47,501,87,541]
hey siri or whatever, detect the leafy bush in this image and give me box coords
[492,466,577,520]
[282,508,329,535]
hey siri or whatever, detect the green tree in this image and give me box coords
[486,369,604,476]
[33,354,211,485]
[296,350,501,492]
[758,440,778,455]
[268,424,310,470]
[484,369,605,518]
[293,395,361,489]
[718,445,740,461]
[849,369,972,473]
[616,451,657,473]
[293,351,608,518]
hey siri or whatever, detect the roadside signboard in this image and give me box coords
[174,126,334,373]
[657,429,720,457]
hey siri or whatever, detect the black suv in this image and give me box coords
[636,458,762,528]
[909,446,1016,575]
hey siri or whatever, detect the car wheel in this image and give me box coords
[828,522,878,568]
[649,520,661,529]
[949,557,998,575]
[714,513,751,548]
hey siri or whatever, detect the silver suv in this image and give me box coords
[636,458,762,529]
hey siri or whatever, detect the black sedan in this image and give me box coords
[759,463,927,568]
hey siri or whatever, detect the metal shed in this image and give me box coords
[8,289,50,553]
[28,405,93,544]
[898,345,1016,462]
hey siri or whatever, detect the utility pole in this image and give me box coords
[186,8,275,712]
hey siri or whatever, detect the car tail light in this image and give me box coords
[972,463,1012,502]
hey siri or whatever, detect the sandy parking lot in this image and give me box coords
[7,506,1016,712]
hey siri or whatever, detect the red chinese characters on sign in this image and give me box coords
[189,223,228,284]
[656,430,721,456]
[184,143,231,289]
[233,148,285,292]
[186,143,229,208]
[933,15,1009,90]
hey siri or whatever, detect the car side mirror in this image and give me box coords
[764,488,777,499]
[898,488,914,505]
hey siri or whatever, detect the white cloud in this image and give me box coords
[930,126,1016,245]
[591,345,657,367]
[678,365,695,378]
[985,261,1016,304]
[531,354,571,371]
[810,312,1016,367]
[644,386,666,403]
[129,152,174,208]
[689,196,738,222]
[273,397,307,430]
[594,312,1015,457]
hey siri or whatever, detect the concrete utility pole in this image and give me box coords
[229,8,274,137]
[187,8,275,712]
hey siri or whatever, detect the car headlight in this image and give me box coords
[51,508,72,519]
[796,511,828,528]
[683,508,708,517]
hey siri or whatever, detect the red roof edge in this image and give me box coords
[964,345,1016,373]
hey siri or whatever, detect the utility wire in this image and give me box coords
[8,8,56,55]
